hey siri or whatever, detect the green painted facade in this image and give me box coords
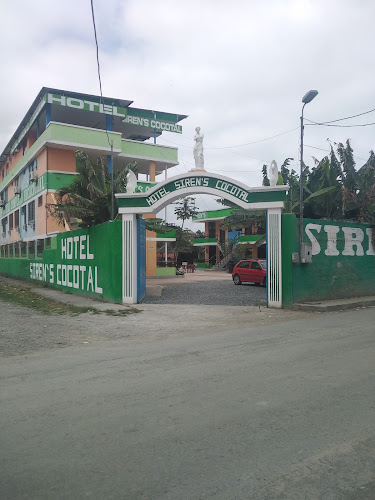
[50,122,123,150]
[193,208,234,221]
[121,141,177,163]
[281,214,375,306]
[0,221,123,303]
[195,262,212,268]
[281,214,296,307]
[136,181,157,193]
[193,237,218,245]
[237,235,263,244]
[155,229,176,239]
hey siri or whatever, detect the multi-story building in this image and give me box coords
[0,87,186,272]
[192,208,266,269]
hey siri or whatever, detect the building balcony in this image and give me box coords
[120,140,178,175]
[237,235,265,245]
[193,237,219,246]
[0,122,179,193]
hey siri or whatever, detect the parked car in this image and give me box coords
[232,259,266,285]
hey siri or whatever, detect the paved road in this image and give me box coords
[142,279,266,305]
[1,309,374,499]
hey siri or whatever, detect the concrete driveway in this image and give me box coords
[144,270,267,306]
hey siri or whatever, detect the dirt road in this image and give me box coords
[0,276,312,358]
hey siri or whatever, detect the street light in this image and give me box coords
[299,90,318,261]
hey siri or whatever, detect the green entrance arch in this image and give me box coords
[116,171,288,307]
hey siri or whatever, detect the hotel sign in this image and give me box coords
[11,91,183,153]
[117,174,287,211]
[145,176,252,207]
[47,93,128,118]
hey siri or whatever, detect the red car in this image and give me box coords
[232,259,267,286]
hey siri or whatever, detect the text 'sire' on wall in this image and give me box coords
[296,218,375,302]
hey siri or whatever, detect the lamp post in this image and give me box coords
[299,89,318,261]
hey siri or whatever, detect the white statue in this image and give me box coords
[193,126,204,170]
[268,160,279,187]
[126,169,137,193]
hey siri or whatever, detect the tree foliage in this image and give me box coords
[50,151,137,228]
[174,197,198,228]
[278,141,375,225]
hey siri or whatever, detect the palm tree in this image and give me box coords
[50,150,137,228]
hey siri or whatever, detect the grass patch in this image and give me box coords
[0,279,140,317]
[103,308,141,317]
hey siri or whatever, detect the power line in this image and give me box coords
[90,0,115,219]
[159,138,273,164]
[204,127,300,149]
[304,144,367,162]
[305,106,375,126]
[90,0,111,149]
[306,121,375,128]
[159,126,300,151]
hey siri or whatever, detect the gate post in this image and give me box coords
[267,208,282,308]
[122,214,138,304]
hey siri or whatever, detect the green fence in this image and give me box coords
[282,214,375,306]
[0,221,123,303]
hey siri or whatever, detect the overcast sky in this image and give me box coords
[1,0,374,227]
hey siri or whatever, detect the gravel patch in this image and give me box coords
[141,279,266,306]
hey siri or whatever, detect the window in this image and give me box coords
[28,160,38,184]
[21,206,27,229]
[38,195,43,207]
[9,213,13,231]
[0,188,7,205]
[1,217,7,236]
[251,261,262,270]
[6,164,9,176]
[208,222,216,238]
[15,209,20,229]
[1,169,4,180]
[2,188,8,203]
[21,242,27,257]
[239,261,250,269]
[28,201,35,221]
[28,201,35,227]
[37,239,44,257]
[28,241,35,259]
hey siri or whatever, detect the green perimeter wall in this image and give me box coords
[0,221,123,303]
[282,214,375,306]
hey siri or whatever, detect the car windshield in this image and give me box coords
[259,260,266,269]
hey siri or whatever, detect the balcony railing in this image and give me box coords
[193,237,218,245]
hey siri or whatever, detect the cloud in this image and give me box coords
[0,0,374,214]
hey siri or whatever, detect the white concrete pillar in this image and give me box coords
[267,208,282,308]
[122,214,138,304]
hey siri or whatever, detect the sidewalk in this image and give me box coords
[292,296,375,312]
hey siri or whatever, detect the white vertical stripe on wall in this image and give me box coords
[267,209,282,308]
[122,214,138,304]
